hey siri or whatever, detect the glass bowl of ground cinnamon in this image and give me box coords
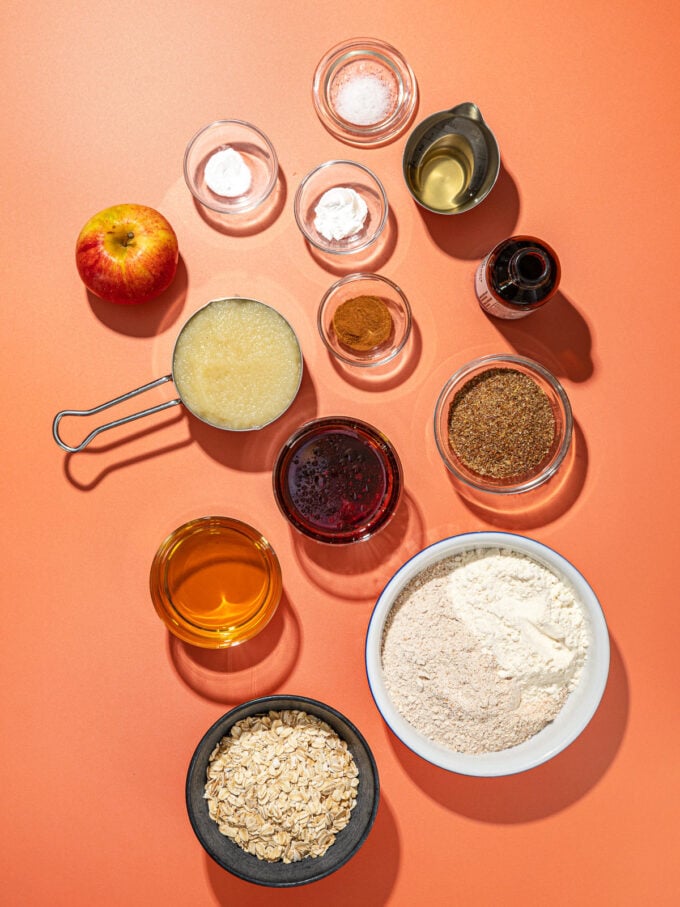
[318,272,412,367]
[434,354,573,494]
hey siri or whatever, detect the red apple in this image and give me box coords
[75,203,179,305]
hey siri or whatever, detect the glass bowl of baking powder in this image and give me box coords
[184,119,279,215]
[294,160,388,255]
[365,532,610,776]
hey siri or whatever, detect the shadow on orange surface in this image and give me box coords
[61,410,190,489]
[203,792,400,904]
[168,594,300,704]
[416,162,521,261]
[454,419,588,530]
[388,635,628,823]
[193,169,287,236]
[87,254,188,337]
[326,317,423,391]
[289,490,427,600]
[187,368,319,473]
[305,206,399,276]
[488,290,594,383]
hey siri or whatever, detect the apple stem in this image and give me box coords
[123,231,134,247]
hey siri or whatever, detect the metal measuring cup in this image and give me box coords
[52,297,304,453]
[402,102,500,214]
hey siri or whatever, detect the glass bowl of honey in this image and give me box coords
[150,517,282,648]
[273,417,402,544]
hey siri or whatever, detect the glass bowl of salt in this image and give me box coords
[183,119,279,215]
[313,37,418,147]
[294,160,388,255]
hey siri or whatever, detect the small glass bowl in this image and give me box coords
[312,37,418,146]
[273,417,402,544]
[434,354,573,494]
[294,160,388,255]
[150,516,282,648]
[318,273,411,368]
[183,120,278,215]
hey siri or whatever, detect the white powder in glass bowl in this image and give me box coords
[204,147,252,197]
[313,186,368,241]
[380,548,591,754]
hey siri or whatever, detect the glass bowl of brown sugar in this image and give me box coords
[434,354,573,494]
[318,273,412,368]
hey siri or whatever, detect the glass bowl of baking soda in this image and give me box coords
[318,272,412,368]
[294,160,388,255]
[313,38,418,146]
[183,119,279,215]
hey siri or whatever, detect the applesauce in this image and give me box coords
[172,298,302,430]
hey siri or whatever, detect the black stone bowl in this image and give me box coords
[186,695,380,887]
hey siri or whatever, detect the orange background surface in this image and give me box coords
[2,2,679,905]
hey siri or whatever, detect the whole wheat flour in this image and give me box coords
[380,547,591,754]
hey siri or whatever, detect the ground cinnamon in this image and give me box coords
[332,294,393,352]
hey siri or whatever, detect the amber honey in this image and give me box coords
[150,517,282,648]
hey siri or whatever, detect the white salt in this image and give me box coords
[204,147,252,197]
[334,75,392,126]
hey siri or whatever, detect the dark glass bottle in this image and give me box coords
[475,235,561,319]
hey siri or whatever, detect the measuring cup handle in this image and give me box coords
[52,375,180,452]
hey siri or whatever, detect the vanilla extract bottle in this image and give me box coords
[475,235,561,319]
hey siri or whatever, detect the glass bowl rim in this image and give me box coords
[293,159,389,254]
[312,36,418,146]
[317,271,412,368]
[433,353,573,494]
[149,515,282,649]
[272,415,403,544]
[183,118,279,214]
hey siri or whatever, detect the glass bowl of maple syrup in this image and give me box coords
[150,516,282,648]
[273,417,402,544]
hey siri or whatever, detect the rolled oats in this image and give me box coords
[204,710,359,863]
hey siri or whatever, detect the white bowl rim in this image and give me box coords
[365,531,610,777]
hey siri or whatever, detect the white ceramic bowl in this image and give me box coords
[365,532,610,777]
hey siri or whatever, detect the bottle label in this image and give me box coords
[475,256,533,320]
